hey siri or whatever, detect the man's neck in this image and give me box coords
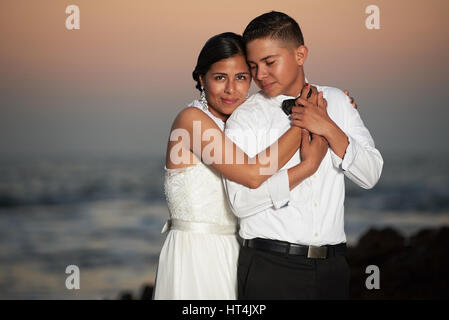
[283,74,306,98]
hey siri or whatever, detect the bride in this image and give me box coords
[153,32,351,299]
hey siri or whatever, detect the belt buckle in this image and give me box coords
[307,245,327,259]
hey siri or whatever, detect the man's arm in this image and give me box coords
[223,161,315,218]
[222,109,290,218]
[223,127,327,219]
[292,89,383,189]
[328,98,383,189]
[223,87,329,218]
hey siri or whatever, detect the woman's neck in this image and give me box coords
[208,106,229,122]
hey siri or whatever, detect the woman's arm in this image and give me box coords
[167,107,300,189]
[166,85,318,189]
[222,129,328,218]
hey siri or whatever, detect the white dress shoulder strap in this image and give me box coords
[188,100,225,131]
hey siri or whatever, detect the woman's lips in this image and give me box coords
[221,98,238,105]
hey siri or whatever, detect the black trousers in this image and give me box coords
[237,245,350,300]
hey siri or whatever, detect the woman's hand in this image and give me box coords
[344,90,358,110]
[302,84,319,105]
[290,91,331,137]
[288,84,318,147]
[299,128,328,175]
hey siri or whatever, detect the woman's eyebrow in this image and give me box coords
[211,72,250,76]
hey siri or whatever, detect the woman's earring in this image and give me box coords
[200,86,208,111]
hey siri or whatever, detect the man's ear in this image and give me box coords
[295,45,308,66]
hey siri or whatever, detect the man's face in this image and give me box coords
[246,37,306,97]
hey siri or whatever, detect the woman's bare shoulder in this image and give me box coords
[172,106,216,130]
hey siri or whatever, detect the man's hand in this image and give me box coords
[300,128,328,174]
[290,91,332,137]
[291,87,350,160]
[289,84,318,146]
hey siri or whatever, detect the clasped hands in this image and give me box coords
[289,85,330,173]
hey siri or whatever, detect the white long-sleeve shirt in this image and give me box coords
[222,85,383,246]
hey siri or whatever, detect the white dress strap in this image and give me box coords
[189,100,225,131]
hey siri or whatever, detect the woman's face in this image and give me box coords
[200,54,251,121]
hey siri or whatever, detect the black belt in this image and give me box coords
[242,238,346,259]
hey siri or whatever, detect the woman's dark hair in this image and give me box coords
[192,32,246,92]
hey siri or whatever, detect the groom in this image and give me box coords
[223,11,383,299]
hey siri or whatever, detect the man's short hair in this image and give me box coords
[242,11,304,47]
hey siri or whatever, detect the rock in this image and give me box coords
[117,227,449,300]
[347,226,449,299]
[118,291,134,300]
[348,227,405,265]
[140,284,154,300]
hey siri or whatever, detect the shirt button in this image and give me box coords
[313,201,318,207]
[314,232,318,237]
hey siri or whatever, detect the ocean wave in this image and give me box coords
[1,155,449,212]
[0,157,165,208]
[346,182,449,212]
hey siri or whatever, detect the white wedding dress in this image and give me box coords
[153,101,239,300]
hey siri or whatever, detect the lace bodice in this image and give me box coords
[163,100,237,226]
[164,162,237,226]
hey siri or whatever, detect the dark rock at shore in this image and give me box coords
[118,226,449,300]
[118,291,134,300]
[118,285,153,300]
[140,285,154,300]
[346,226,449,299]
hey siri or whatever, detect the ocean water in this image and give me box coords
[0,152,448,299]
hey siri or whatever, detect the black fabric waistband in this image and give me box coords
[242,237,346,259]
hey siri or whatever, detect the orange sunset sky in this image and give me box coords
[1,0,449,158]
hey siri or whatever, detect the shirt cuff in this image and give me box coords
[330,135,358,171]
[267,169,290,209]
